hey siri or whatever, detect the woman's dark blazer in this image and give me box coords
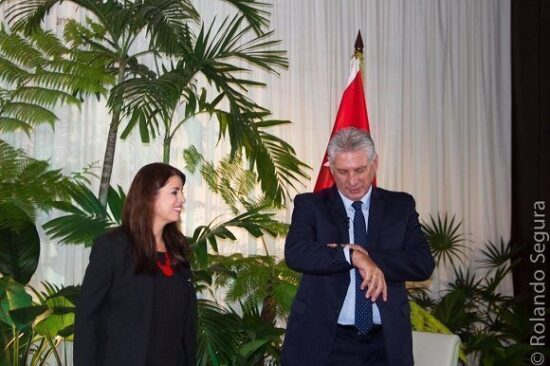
[73,228,197,366]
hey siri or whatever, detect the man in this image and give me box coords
[282,127,435,366]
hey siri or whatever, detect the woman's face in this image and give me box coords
[152,175,185,228]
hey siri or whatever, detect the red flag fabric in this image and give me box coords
[313,57,373,192]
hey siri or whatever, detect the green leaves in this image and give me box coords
[196,300,241,366]
[189,207,283,267]
[0,204,40,285]
[0,278,33,328]
[43,184,124,247]
[196,299,286,366]
[138,0,200,54]
[184,146,273,214]
[25,283,78,339]
[0,281,78,365]
[223,0,271,35]
[0,139,74,221]
[478,238,521,270]
[421,213,467,267]
[106,11,307,203]
[0,27,109,134]
[209,254,299,319]
[215,109,310,206]
[412,231,533,363]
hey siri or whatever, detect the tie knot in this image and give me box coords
[352,201,363,210]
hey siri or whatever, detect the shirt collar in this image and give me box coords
[337,186,373,212]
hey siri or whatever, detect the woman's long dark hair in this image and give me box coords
[122,163,190,274]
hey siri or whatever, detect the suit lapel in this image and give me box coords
[326,186,350,243]
[366,187,385,249]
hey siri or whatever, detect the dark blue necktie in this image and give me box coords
[352,200,374,335]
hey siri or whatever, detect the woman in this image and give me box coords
[74,163,196,366]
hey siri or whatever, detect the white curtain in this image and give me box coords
[0,0,511,296]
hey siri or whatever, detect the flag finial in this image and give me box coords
[354,31,364,53]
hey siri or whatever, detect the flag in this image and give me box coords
[313,52,373,192]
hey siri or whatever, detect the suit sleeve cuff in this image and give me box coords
[343,246,351,264]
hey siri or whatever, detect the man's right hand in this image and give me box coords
[349,244,388,303]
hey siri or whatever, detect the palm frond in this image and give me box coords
[112,70,185,140]
[480,265,513,296]
[432,289,480,334]
[229,301,284,365]
[478,238,521,270]
[63,18,112,53]
[189,207,282,267]
[11,87,80,108]
[214,106,310,206]
[0,28,44,68]
[0,277,33,328]
[194,15,287,94]
[447,267,483,301]
[408,288,437,309]
[1,102,56,128]
[0,27,109,133]
[3,0,60,35]
[137,0,200,54]
[0,59,30,84]
[421,213,468,267]
[0,140,74,219]
[184,146,259,214]
[208,254,298,319]
[196,299,240,366]
[223,0,271,35]
[43,184,122,246]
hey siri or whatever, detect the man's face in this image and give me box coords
[330,150,378,201]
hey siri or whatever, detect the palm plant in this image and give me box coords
[0,277,33,366]
[1,0,200,206]
[417,234,535,365]
[229,301,285,365]
[196,299,241,366]
[0,279,78,366]
[196,299,286,366]
[183,148,299,364]
[112,13,308,206]
[0,142,93,365]
[0,140,79,284]
[2,0,309,208]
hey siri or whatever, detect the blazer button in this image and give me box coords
[330,259,336,264]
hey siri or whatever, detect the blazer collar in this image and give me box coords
[326,185,385,247]
[326,185,350,243]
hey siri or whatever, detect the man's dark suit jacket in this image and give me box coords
[73,228,197,366]
[282,186,435,366]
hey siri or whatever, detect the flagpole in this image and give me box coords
[354,30,364,77]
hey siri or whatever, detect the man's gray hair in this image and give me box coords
[327,127,376,163]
